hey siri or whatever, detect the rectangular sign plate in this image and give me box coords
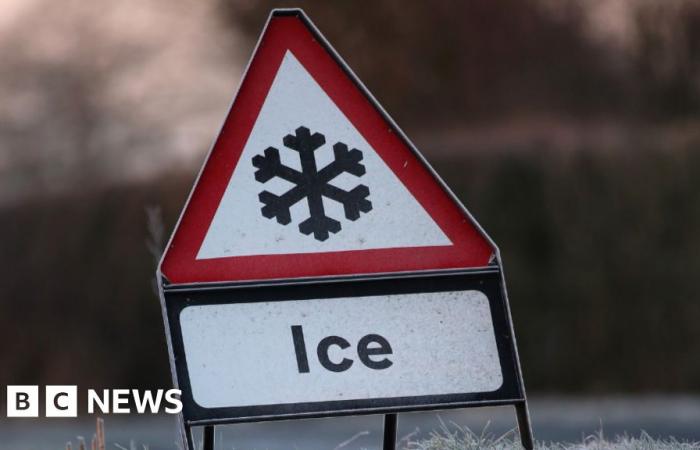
[164,270,522,424]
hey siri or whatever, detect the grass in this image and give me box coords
[65,418,150,450]
[63,417,700,450]
[404,419,700,450]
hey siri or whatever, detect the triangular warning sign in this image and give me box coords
[160,10,494,284]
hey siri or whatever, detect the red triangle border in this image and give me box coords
[160,13,493,284]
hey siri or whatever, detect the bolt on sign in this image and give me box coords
[157,9,534,450]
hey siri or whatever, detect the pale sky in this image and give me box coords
[0,0,243,204]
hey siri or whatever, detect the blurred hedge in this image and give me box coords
[439,144,700,392]
[220,0,700,124]
[2,138,700,392]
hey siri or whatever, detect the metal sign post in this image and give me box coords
[383,414,398,449]
[156,8,533,450]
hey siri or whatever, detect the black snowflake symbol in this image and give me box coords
[252,126,372,241]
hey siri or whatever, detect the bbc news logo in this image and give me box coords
[6,386,182,417]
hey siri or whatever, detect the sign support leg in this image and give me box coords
[203,425,216,450]
[515,401,534,450]
[184,424,195,450]
[383,413,398,450]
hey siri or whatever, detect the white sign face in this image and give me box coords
[196,51,450,260]
[179,290,503,409]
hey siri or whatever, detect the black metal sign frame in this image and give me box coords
[155,8,534,450]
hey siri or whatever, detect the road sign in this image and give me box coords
[166,272,521,421]
[159,10,493,285]
[157,9,533,450]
